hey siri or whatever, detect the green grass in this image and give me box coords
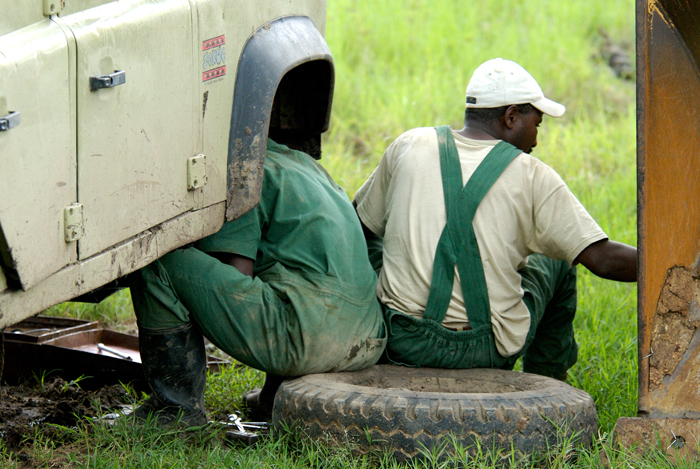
[44,289,136,332]
[5,0,650,466]
[0,420,686,468]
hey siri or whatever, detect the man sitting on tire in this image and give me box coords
[129,139,386,426]
[353,58,636,379]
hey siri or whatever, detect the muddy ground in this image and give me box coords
[0,377,130,456]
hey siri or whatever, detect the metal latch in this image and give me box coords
[0,111,20,131]
[187,154,207,191]
[90,71,126,91]
[64,203,84,243]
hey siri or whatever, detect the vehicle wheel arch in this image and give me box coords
[226,15,334,222]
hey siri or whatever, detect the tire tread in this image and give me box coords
[272,366,597,461]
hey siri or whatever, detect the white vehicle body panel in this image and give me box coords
[0,20,76,290]
[66,0,200,258]
[0,0,328,329]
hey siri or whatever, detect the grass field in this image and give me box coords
[3,0,653,466]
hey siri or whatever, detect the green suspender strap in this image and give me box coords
[422,126,522,332]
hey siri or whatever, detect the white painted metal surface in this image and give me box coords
[0,0,328,329]
[0,19,77,291]
[194,0,327,214]
[66,0,199,259]
[0,203,224,329]
[0,4,46,37]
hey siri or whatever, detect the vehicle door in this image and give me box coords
[62,0,200,259]
[0,6,77,290]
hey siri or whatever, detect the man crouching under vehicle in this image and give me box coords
[128,138,387,427]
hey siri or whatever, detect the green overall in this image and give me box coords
[383,126,578,378]
[130,140,386,377]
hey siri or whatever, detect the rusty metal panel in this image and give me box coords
[638,0,700,417]
[615,417,700,464]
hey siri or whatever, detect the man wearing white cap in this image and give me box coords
[353,58,636,378]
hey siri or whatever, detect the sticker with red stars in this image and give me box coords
[202,35,226,82]
[203,66,226,82]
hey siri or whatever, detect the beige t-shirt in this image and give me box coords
[354,127,607,356]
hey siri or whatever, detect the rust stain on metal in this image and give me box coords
[615,417,700,464]
[691,251,700,279]
[202,91,209,119]
[636,0,700,415]
[647,0,669,23]
[649,267,700,390]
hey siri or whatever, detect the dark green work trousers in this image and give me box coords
[384,253,578,379]
[130,248,386,377]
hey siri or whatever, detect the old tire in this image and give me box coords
[272,365,597,462]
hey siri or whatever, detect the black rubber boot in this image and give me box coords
[134,323,208,427]
[243,373,285,421]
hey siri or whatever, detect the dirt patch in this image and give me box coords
[0,377,130,452]
[650,266,700,389]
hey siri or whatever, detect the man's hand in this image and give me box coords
[573,239,637,282]
[210,252,254,277]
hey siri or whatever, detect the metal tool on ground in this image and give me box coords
[219,412,269,446]
[97,342,133,361]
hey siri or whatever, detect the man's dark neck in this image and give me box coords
[455,121,503,141]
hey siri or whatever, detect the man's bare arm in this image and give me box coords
[573,239,637,282]
[209,252,254,277]
[353,201,385,274]
[353,201,381,241]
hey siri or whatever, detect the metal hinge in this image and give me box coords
[0,111,20,131]
[64,203,84,243]
[187,154,207,190]
[43,0,65,15]
[90,70,126,91]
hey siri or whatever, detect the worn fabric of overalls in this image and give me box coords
[382,126,578,379]
[131,140,386,378]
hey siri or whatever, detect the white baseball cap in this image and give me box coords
[465,58,565,118]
